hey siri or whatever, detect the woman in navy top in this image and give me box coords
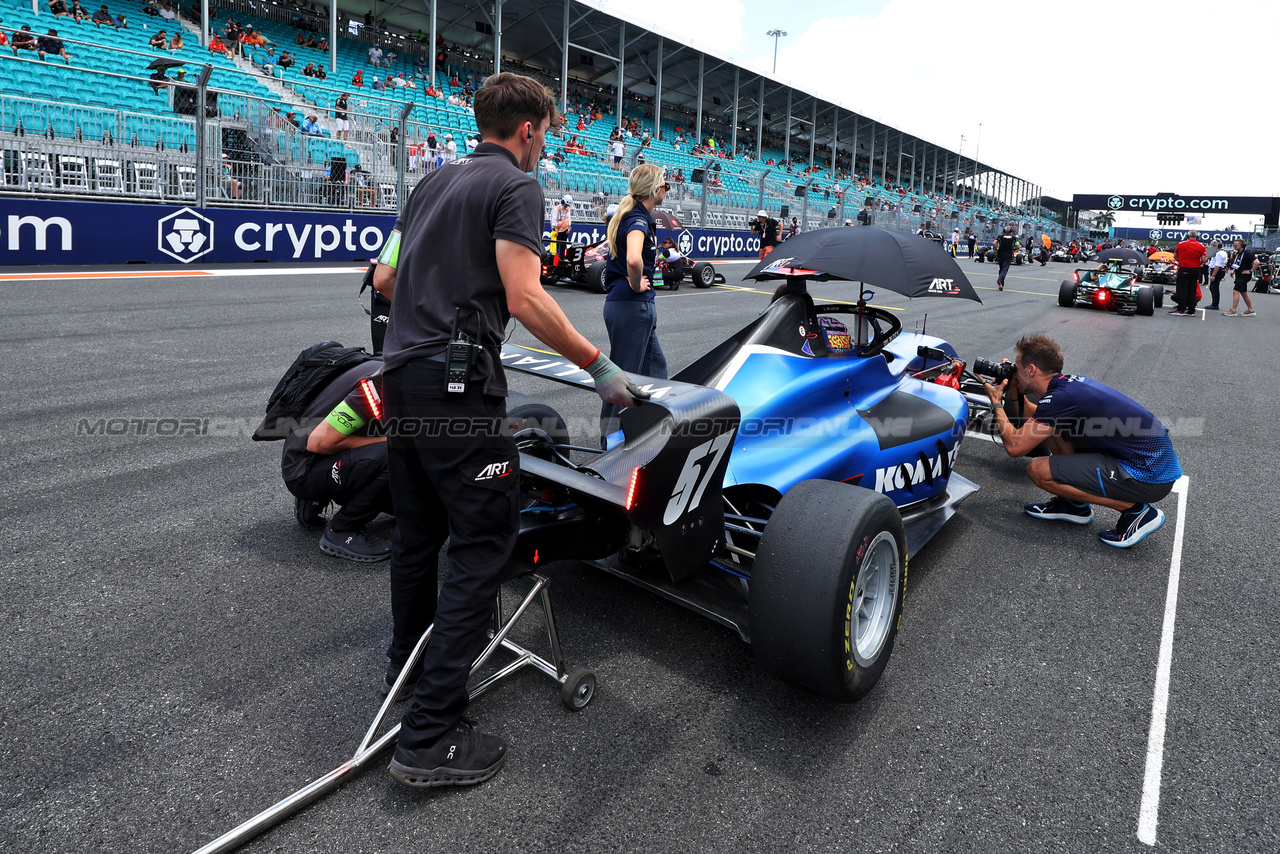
[600,163,669,444]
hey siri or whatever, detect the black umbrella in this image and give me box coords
[744,226,983,302]
[1088,247,1146,265]
[147,57,187,70]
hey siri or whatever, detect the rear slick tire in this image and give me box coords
[1059,280,1076,307]
[749,480,906,703]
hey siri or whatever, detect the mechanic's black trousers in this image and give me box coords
[383,358,519,750]
[1174,269,1200,313]
[286,442,392,532]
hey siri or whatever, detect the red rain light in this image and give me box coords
[359,378,383,420]
[625,467,640,510]
[1097,289,1110,303]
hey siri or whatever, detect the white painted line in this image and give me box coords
[1137,473,1191,846]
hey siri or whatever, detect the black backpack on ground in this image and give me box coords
[252,341,376,441]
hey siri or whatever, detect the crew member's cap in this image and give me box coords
[605,203,618,218]
[561,195,572,204]
[757,209,767,216]
[445,133,452,140]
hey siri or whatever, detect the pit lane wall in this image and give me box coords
[0,198,762,265]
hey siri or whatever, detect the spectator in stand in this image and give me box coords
[331,91,350,139]
[208,33,230,55]
[302,61,317,77]
[316,36,327,51]
[295,31,307,46]
[300,114,322,135]
[12,25,39,54]
[158,0,175,20]
[283,110,300,128]
[384,48,396,66]
[69,0,90,22]
[141,0,160,17]
[260,47,277,76]
[148,30,167,49]
[115,13,128,26]
[371,75,384,92]
[49,0,71,17]
[38,29,72,63]
[278,50,295,70]
[92,1,117,24]
[351,68,363,87]
[441,132,457,162]
[168,31,183,52]
[367,43,382,66]
[401,72,416,90]
[148,66,170,93]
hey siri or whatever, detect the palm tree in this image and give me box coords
[1094,210,1116,228]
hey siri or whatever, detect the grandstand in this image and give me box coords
[0,0,1081,246]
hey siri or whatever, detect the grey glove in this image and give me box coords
[583,351,650,408]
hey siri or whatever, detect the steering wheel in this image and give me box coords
[812,303,902,358]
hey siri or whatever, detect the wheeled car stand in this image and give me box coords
[191,572,596,854]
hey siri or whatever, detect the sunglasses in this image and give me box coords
[661,183,670,191]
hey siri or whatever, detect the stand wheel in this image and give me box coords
[561,667,596,711]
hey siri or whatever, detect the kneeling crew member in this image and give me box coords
[282,360,393,562]
[982,333,1182,549]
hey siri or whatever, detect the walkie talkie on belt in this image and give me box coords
[445,307,479,394]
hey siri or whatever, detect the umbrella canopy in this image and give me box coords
[1089,247,1147,265]
[147,57,187,70]
[1041,234,1052,249]
[745,226,983,302]
[1149,251,1176,262]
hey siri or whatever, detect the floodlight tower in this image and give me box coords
[767,29,787,74]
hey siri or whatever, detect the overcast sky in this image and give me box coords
[587,0,1279,229]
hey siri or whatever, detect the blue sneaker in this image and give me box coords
[1098,504,1165,548]
[1025,497,1094,524]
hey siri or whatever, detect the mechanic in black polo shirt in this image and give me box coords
[281,359,392,562]
[378,72,646,790]
[994,225,1016,291]
[982,333,1182,549]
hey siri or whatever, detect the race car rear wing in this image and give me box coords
[503,343,741,582]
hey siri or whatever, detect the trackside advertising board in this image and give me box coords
[1111,226,1256,244]
[1072,193,1278,217]
[0,198,761,265]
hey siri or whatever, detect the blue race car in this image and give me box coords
[500,278,980,703]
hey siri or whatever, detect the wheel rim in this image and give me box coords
[850,532,899,666]
[572,675,594,707]
[701,266,714,285]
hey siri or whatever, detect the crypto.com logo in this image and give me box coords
[158,207,214,263]
[1149,229,1162,240]
[677,229,694,257]
[1107,195,1125,210]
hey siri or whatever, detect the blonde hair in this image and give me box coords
[607,163,666,258]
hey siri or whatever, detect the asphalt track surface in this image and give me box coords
[3,253,1277,854]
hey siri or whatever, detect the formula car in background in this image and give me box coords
[1059,261,1162,315]
[1142,251,1178,285]
[502,227,983,703]
[540,239,722,292]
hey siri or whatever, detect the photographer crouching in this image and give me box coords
[981,334,1182,548]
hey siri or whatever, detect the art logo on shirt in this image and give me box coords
[331,460,342,483]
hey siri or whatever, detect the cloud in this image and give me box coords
[591,0,745,58]
[741,0,1280,199]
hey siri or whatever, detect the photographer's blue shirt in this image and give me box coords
[1032,374,1182,483]
[604,206,656,302]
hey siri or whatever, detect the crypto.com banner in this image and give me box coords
[0,198,397,265]
[1072,193,1277,216]
[0,198,763,265]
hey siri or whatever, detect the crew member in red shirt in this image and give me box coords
[1171,230,1207,317]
